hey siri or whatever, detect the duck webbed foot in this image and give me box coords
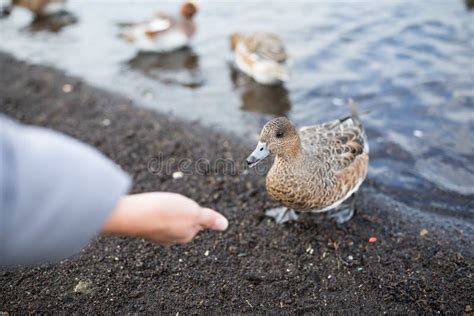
[265,207,299,224]
[325,195,356,224]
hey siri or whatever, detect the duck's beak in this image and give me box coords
[246,141,270,168]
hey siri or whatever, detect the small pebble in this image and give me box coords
[102,119,111,127]
[420,228,428,237]
[172,171,184,179]
[204,250,209,256]
[413,130,423,138]
[73,280,92,294]
[62,84,73,93]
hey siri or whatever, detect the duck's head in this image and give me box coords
[246,117,299,168]
[180,0,198,19]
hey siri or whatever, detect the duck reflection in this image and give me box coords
[127,48,204,88]
[230,67,291,116]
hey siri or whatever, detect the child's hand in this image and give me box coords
[102,192,228,246]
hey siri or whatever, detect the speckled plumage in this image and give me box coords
[257,102,369,212]
[231,32,287,63]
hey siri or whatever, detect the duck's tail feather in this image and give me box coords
[348,98,360,121]
[338,98,364,126]
[347,98,370,152]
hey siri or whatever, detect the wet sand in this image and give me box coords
[0,53,472,314]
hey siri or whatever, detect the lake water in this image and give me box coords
[0,0,473,226]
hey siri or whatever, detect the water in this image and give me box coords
[1,0,473,224]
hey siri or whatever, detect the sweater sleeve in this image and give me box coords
[0,115,132,266]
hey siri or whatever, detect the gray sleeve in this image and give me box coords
[0,115,132,266]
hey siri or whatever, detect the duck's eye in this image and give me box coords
[276,131,284,138]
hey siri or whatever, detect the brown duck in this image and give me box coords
[119,1,198,53]
[4,0,64,16]
[230,32,289,85]
[246,100,369,224]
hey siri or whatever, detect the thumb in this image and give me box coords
[197,208,229,231]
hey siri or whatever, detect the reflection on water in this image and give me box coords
[127,48,204,88]
[0,0,473,226]
[230,67,291,116]
[28,11,77,32]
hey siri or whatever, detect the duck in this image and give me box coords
[3,0,65,16]
[120,1,198,53]
[246,100,369,224]
[230,32,289,85]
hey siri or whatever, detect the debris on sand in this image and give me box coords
[101,118,111,127]
[73,280,93,295]
[465,305,472,313]
[172,171,184,179]
[368,236,377,243]
[420,228,429,237]
[62,84,73,93]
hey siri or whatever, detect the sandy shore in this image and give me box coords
[0,52,472,314]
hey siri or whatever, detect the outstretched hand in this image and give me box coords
[102,192,228,246]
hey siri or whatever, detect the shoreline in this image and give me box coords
[0,52,472,314]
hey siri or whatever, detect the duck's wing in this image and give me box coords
[119,13,175,42]
[300,115,368,172]
[142,13,176,37]
[243,32,287,63]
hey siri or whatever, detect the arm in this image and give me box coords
[0,115,228,266]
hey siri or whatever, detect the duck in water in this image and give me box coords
[120,1,198,53]
[230,32,289,85]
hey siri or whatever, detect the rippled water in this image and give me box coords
[1,0,473,224]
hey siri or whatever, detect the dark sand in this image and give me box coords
[0,53,472,314]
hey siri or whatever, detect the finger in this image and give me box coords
[197,208,229,231]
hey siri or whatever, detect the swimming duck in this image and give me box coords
[3,0,64,16]
[246,100,369,224]
[120,1,198,53]
[230,32,289,85]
